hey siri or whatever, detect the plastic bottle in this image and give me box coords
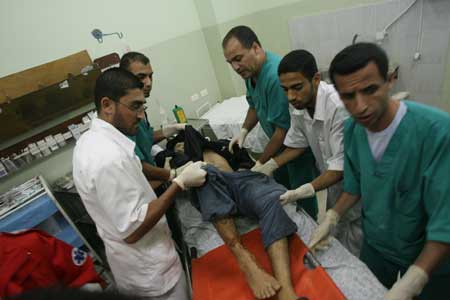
[172,105,187,123]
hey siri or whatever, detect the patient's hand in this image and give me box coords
[174,142,185,153]
[203,150,233,172]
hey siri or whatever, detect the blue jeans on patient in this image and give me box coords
[191,165,297,249]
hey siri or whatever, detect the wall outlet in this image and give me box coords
[200,88,208,97]
[190,93,200,101]
[196,101,211,118]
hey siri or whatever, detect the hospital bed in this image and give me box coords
[200,96,270,154]
[174,192,387,300]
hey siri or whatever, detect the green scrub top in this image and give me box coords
[245,51,292,189]
[245,51,290,137]
[245,52,317,215]
[344,101,450,272]
[127,119,156,166]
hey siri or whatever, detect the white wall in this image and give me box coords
[0,0,202,77]
[0,0,220,193]
[289,0,450,110]
[210,0,302,24]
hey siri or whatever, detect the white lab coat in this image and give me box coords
[73,118,182,297]
[284,82,348,206]
[284,82,362,255]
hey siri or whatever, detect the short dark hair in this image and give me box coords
[222,25,261,49]
[278,49,318,81]
[120,52,150,71]
[329,42,389,88]
[94,67,143,111]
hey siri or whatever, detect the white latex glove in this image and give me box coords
[163,157,172,170]
[385,265,429,300]
[169,161,193,181]
[228,128,249,153]
[308,209,340,252]
[250,158,279,176]
[162,123,187,138]
[253,160,262,168]
[279,183,315,205]
[173,161,207,190]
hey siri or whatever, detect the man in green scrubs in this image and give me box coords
[309,42,450,300]
[120,52,188,185]
[222,26,318,218]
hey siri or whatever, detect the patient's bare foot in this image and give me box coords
[237,250,281,299]
[276,286,298,300]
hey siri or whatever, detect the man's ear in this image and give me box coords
[252,41,263,55]
[387,70,396,90]
[100,97,115,115]
[312,72,321,90]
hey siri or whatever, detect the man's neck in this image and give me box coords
[306,106,315,119]
[250,51,267,83]
[370,99,400,132]
[306,86,319,119]
[98,112,115,128]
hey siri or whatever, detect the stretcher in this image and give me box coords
[175,193,387,300]
[192,228,345,300]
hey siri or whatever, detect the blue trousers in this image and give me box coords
[191,165,297,249]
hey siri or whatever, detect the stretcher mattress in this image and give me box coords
[175,193,387,300]
[192,228,346,300]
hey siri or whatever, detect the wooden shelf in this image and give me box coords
[0,114,83,159]
[0,139,76,183]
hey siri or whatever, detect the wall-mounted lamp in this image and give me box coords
[91,29,124,43]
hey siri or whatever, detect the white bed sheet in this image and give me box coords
[201,96,270,153]
[175,193,387,300]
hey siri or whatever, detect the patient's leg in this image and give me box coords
[214,217,281,299]
[267,238,298,300]
[234,172,298,299]
[193,164,286,299]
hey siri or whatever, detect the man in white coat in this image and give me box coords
[73,68,207,299]
[253,50,362,255]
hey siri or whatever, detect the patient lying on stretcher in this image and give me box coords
[178,145,300,300]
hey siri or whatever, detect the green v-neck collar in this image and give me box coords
[247,51,272,93]
[360,108,411,177]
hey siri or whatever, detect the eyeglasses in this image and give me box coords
[116,101,147,113]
